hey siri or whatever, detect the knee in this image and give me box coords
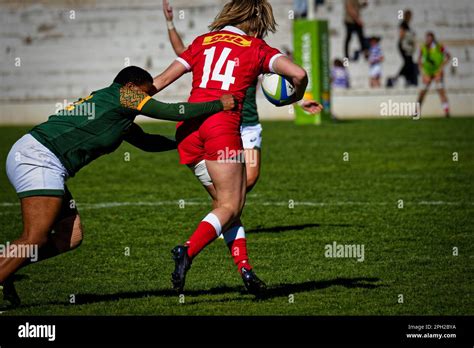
[218,201,242,221]
[69,224,83,250]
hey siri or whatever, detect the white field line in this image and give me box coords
[0,200,473,211]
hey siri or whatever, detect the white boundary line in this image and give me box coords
[0,200,473,211]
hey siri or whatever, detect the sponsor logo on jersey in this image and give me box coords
[203,33,252,47]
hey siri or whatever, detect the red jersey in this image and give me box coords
[174,26,283,165]
[176,25,283,105]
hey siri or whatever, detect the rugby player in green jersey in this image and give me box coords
[0,66,236,308]
[417,31,451,117]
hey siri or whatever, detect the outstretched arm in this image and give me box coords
[119,86,236,121]
[163,0,186,55]
[124,123,176,152]
[139,94,235,121]
[152,60,188,94]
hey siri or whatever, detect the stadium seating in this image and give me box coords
[0,0,472,122]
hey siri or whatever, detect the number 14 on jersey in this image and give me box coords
[199,47,236,91]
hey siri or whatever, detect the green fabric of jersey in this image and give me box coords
[241,81,259,127]
[421,43,445,76]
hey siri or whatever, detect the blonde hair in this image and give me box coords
[209,0,277,38]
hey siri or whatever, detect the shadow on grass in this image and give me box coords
[256,277,381,301]
[12,277,381,310]
[247,223,356,234]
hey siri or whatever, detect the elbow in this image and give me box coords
[294,67,308,84]
[293,68,308,96]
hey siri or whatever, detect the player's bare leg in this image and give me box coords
[171,158,265,294]
[417,75,432,116]
[434,73,450,117]
[171,160,246,292]
[437,88,450,117]
[20,213,83,268]
[1,192,83,307]
[0,196,62,307]
[244,148,261,193]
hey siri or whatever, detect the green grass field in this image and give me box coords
[0,118,472,315]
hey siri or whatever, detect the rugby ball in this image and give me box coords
[261,73,295,106]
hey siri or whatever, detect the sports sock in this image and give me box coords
[442,102,450,115]
[224,225,252,273]
[185,213,222,259]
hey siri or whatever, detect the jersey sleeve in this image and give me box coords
[176,38,199,71]
[140,98,223,121]
[258,41,284,74]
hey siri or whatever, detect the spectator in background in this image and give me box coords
[294,0,325,19]
[417,31,451,117]
[331,59,350,89]
[294,0,308,18]
[368,36,384,88]
[344,0,368,61]
[387,9,418,87]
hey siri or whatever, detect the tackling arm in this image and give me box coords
[124,123,177,152]
[140,97,225,121]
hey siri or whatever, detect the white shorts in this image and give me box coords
[240,123,263,150]
[369,64,382,78]
[6,134,68,198]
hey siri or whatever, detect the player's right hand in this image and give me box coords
[163,0,173,21]
[220,95,236,111]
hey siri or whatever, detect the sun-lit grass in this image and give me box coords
[0,118,472,315]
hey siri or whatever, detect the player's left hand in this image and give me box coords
[300,100,323,114]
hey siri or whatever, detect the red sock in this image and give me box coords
[185,213,221,259]
[227,238,252,274]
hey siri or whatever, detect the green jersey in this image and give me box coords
[241,80,259,127]
[421,42,447,76]
[30,83,223,177]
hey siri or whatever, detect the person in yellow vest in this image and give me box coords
[417,32,451,117]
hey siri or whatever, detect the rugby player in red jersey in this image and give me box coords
[153,0,322,295]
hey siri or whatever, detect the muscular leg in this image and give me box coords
[173,159,264,294]
[182,160,245,260]
[202,179,254,273]
[244,149,261,193]
[17,188,83,268]
[204,160,246,232]
[0,196,62,283]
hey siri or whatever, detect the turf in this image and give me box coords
[0,118,472,315]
